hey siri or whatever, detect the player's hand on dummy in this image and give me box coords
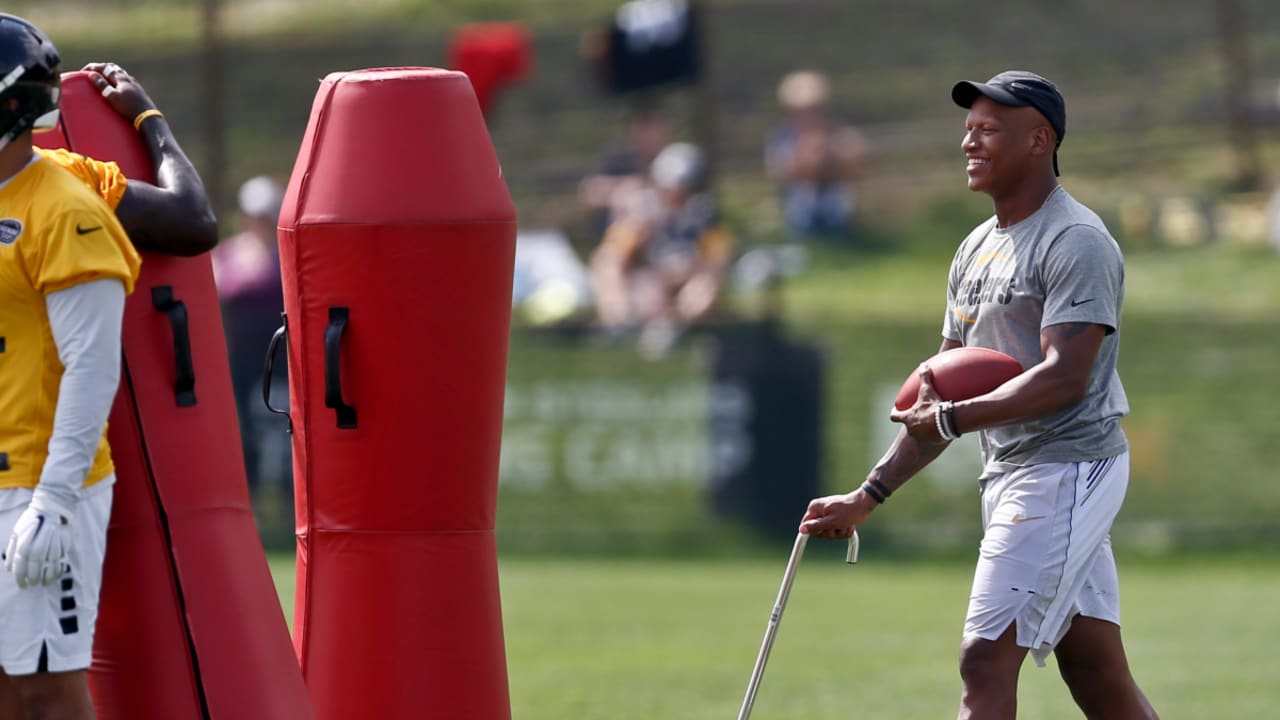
[82,62,159,122]
[799,490,874,540]
[889,365,946,443]
[3,491,76,588]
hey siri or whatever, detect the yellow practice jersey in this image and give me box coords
[0,151,141,490]
[37,147,130,212]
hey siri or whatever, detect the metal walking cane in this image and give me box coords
[736,530,860,720]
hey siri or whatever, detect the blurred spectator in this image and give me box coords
[589,141,733,358]
[447,22,533,119]
[511,228,595,325]
[578,103,671,245]
[212,176,291,531]
[765,70,869,241]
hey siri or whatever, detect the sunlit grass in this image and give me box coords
[773,243,1280,327]
[267,550,1280,719]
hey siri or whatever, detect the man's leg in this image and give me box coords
[958,463,1067,720]
[5,669,95,720]
[0,494,33,719]
[0,670,30,720]
[0,483,112,720]
[956,623,1028,720]
[1055,615,1159,720]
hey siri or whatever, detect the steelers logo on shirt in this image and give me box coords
[0,218,22,245]
[954,250,1017,325]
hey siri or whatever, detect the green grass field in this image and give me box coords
[779,243,1280,326]
[268,550,1280,719]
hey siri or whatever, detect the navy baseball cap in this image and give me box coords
[952,70,1066,175]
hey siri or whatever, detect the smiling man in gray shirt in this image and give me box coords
[944,183,1130,477]
[800,71,1160,720]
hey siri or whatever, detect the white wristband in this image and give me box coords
[934,402,957,441]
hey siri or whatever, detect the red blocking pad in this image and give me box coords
[280,68,515,720]
[37,72,312,719]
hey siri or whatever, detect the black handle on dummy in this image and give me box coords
[324,306,357,429]
[262,312,292,433]
[151,285,197,407]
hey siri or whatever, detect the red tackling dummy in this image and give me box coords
[894,346,1023,411]
[280,68,515,720]
[37,72,313,720]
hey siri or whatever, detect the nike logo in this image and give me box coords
[1070,298,1095,307]
[1010,514,1046,525]
[75,224,102,235]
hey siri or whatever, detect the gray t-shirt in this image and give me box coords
[941,186,1128,478]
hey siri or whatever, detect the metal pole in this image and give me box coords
[737,532,809,720]
[201,0,226,215]
[737,531,860,719]
[1214,0,1262,190]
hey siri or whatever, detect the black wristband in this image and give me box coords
[945,403,961,437]
[861,480,886,504]
[867,478,893,501]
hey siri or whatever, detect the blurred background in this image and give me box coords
[16,0,1280,557]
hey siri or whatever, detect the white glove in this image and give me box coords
[4,492,76,589]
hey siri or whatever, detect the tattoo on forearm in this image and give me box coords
[869,432,948,493]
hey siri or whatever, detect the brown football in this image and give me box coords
[894,347,1024,411]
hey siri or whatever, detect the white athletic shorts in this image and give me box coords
[0,476,114,675]
[963,453,1127,667]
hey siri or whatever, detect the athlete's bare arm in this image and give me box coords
[83,62,218,256]
[799,337,961,538]
[958,321,1103,425]
[892,322,1106,443]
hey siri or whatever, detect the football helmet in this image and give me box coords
[0,14,61,151]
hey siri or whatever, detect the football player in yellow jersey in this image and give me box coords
[0,14,215,720]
